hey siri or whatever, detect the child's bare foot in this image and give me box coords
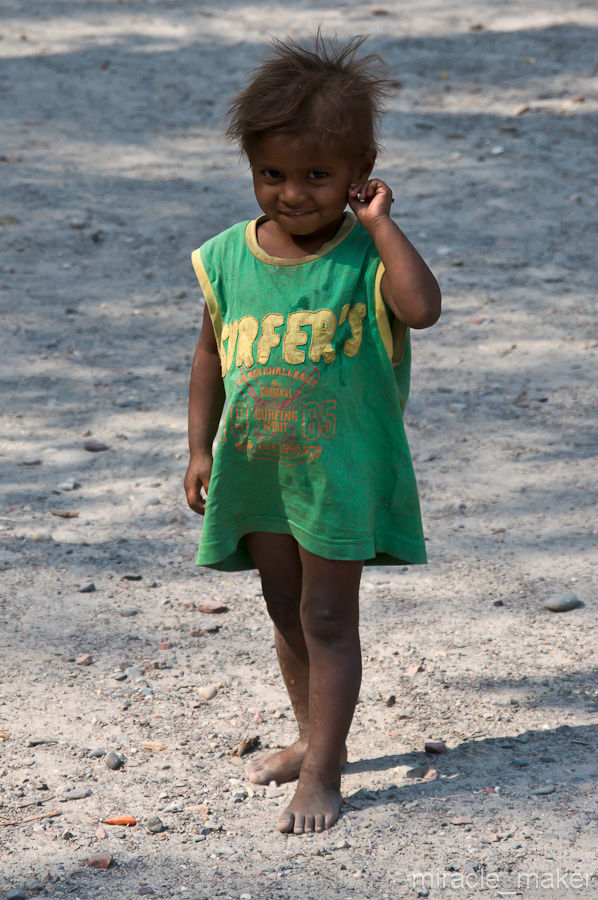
[245,739,307,785]
[245,741,348,785]
[276,770,342,834]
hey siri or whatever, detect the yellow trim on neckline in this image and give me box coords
[245,212,357,266]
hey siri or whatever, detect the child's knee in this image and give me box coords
[300,594,357,646]
[262,580,301,628]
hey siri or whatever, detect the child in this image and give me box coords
[184,33,441,835]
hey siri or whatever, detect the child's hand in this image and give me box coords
[347,178,394,230]
[184,452,213,516]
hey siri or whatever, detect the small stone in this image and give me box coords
[87,852,113,869]
[112,672,127,681]
[124,666,144,678]
[87,748,106,759]
[60,786,92,801]
[122,573,142,581]
[79,582,96,593]
[385,695,396,707]
[450,815,472,825]
[197,598,228,614]
[58,480,80,491]
[533,784,555,795]
[62,830,74,840]
[332,839,350,850]
[6,890,27,900]
[76,652,93,666]
[105,751,124,770]
[146,815,166,833]
[67,212,90,229]
[16,457,42,466]
[215,845,235,856]
[266,785,285,798]
[196,685,217,700]
[190,628,204,637]
[139,889,156,897]
[158,641,172,650]
[543,592,582,612]
[511,758,529,767]
[119,607,138,617]
[424,739,447,754]
[83,440,110,452]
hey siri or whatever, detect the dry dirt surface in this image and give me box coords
[1,1,597,898]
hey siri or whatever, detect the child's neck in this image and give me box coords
[256,214,346,258]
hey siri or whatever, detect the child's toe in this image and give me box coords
[276,810,295,833]
[304,814,315,833]
[293,814,306,834]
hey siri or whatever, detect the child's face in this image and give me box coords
[250,132,374,240]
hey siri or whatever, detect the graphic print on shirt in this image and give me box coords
[219,366,337,465]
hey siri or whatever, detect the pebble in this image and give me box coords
[120,607,138,617]
[450,815,473,825]
[105,751,124,770]
[332,839,350,850]
[215,846,235,856]
[533,784,555,795]
[16,457,41,466]
[197,599,229,614]
[83,440,110,452]
[266,786,285,798]
[60,786,92,801]
[76,652,93,666]
[146,815,166,833]
[395,764,426,779]
[122,573,142,581]
[79,582,96,593]
[196,685,218,700]
[87,852,113,869]
[58,479,80,491]
[543,592,582,612]
[424,739,447,754]
[6,890,27,900]
[87,748,106,758]
[511,758,529,767]
[139,889,156,897]
[158,641,172,650]
[125,666,145,678]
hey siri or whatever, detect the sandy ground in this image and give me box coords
[1,1,597,898]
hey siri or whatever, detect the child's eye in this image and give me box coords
[262,169,282,179]
[310,171,328,180]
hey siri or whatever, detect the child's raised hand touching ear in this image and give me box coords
[348,178,395,230]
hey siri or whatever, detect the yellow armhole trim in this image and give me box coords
[191,248,223,346]
[374,261,407,367]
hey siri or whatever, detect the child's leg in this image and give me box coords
[244,532,310,784]
[278,547,363,835]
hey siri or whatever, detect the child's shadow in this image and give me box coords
[342,722,597,812]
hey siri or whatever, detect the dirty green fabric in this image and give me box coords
[191,211,427,571]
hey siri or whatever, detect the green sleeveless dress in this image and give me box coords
[191,211,427,571]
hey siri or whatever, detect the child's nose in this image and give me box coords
[280,180,307,205]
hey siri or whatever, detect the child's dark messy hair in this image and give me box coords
[225,31,392,161]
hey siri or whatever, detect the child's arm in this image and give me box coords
[348,179,441,329]
[184,310,225,515]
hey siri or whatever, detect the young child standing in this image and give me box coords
[184,33,441,835]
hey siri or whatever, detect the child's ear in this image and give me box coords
[353,149,376,182]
